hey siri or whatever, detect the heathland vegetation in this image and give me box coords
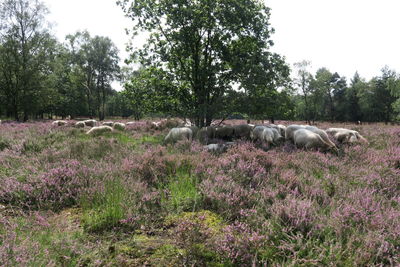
[0,0,399,266]
[0,120,399,265]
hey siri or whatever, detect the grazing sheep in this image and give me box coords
[86,126,113,135]
[250,126,275,148]
[83,119,97,127]
[294,129,333,151]
[214,126,235,141]
[183,119,192,127]
[75,121,85,128]
[271,124,287,137]
[52,120,67,126]
[164,127,193,144]
[189,126,199,138]
[102,121,114,126]
[305,126,338,150]
[233,124,254,140]
[151,121,161,129]
[285,125,307,141]
[113,122,126,131]
[326,128,368,144]
[197,126,216,145]
[126,121,136,125]
[269,127,284,144]
[204,142,235,154]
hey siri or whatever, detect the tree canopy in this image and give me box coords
[118,0,289,126]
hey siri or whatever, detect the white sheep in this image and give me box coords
[52,120,68,126]
[164,127,193,144]
[151,121,162,129]
[326,128,368,144]
[250,126,275,148]
[285,124,308,141]
[75,121,85,128]
[294,129,334,151]
[102,121,114,126]
[204,142,235,154]
[86,126,113,135]
[83,119,97,127]
[276,124,287,137]
[113,122,126,131]
[305,126,338,150]
[126,121,136,125]
[265,126,284,143]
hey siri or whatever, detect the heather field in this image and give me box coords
[0,120,399,266]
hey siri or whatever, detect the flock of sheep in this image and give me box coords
[164,123,368,153]
[52,119,128,134]
[51,119,368,153]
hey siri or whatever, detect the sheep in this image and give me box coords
[102,121,114,126]
[214,125,235,141]
[294,129,334,151]
[285,124,307,141]
[197,126,216,145]
[151,121,162,129]
[233,124,254,140]
[83,119,97,127]
[204,142,235,154]
[183,119,192,127]
[113,122,126,131]
[86,125,113,135]
[275,124,287,137]
[264,125,284,143]
[269,127,285,144]
[189,126,199,138]
[164,127,193,144]
[75,121,85,128]
[326,128,368,144]
[126,121,136,125]
[266,124,286,138]
[305,126,338,150]
[250,126,275,148]
[52,120,67,126]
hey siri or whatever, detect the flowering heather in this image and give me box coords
[0,121,399,265]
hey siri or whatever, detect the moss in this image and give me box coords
[148,244,183,266]
[165,210,224,232]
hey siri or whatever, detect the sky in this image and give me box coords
[43,0,400,89]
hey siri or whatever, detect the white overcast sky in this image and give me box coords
[43,0,400,89]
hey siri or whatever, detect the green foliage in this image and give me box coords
[0,136,11,151]
[163,173,201,213]
[292,65,400,123]
[118,0,289,126]
[65,31,120,120]
[81,179,127,233]
[0,0,55,121]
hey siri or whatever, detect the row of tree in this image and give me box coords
[293,61,400,123]
[0,0,119,121]
[1,0,400,125]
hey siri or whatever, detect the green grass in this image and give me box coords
[161,166,201,214]
[80,178,127,233]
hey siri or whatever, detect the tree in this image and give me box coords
[118,0,289,127]
[66,31,120,120]
[344,72,363,122]
[372,67,397,123]
[311,68,346,121]
[0,0,53,120]
[294,60,313,123]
